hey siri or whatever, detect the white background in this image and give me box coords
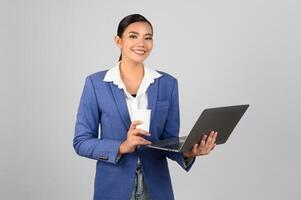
[1,0,300,199]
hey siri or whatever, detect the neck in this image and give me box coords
[119,59,144,80]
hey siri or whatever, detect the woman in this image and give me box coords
[73,14,217,200]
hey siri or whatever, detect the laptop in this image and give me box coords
[146,104,249,152]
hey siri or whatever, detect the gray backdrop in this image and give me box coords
[1,0,300,199]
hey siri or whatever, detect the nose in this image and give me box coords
[137,38,145,47]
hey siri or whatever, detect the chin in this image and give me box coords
[129,56,148,64]
[122,52,150,63]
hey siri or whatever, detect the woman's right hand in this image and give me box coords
[118,120,152,155]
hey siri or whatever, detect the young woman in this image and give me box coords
[73,14,217,200]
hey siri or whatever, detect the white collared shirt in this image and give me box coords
[103,61,162,121]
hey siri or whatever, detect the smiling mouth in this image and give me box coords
[132,49,146,55]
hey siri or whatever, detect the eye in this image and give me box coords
[129,35,137,39]
[145,37,153,40]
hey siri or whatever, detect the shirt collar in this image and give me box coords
[103,61,162,96]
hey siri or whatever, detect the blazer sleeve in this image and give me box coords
[161,78,196,172]
[73,76,122,164]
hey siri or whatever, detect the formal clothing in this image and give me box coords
[103,61,162,129]
[104,62,161,199]
[73,62,196,200]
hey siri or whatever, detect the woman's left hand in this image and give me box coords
[183,131,218,158]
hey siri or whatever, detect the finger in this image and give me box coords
[132,129,151,137]
[137,137,152,145]
[208,131,214,137]
[206,131,216,145]
[198,136,211,155]
[210,131,218,145]
[209,131,215,138]
[207,131,216,146]
[128,138,145,146]
[133,135,151,143]
[192,143,198,155]
[199,135,207,147]
[136,128,151,136]
[130,120,143,130]
[197,140,206,154]
[205,133,213,144]
[212,131,218,140]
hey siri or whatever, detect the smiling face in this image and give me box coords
[115,22,153,64]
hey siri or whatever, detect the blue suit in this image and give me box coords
[73,69,195,200]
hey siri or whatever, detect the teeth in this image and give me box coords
[134,50,145,54]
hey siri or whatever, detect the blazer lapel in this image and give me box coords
[109,83,131,130]
[147,79,159,127]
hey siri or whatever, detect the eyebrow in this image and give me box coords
[128,31,153,36]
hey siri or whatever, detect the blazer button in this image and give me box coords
[99,156,109,160]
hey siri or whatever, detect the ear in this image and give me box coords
[114,35,122,48]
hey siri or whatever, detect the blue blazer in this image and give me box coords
[73,69,195,200]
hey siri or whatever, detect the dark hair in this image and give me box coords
[117,14,153,61]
